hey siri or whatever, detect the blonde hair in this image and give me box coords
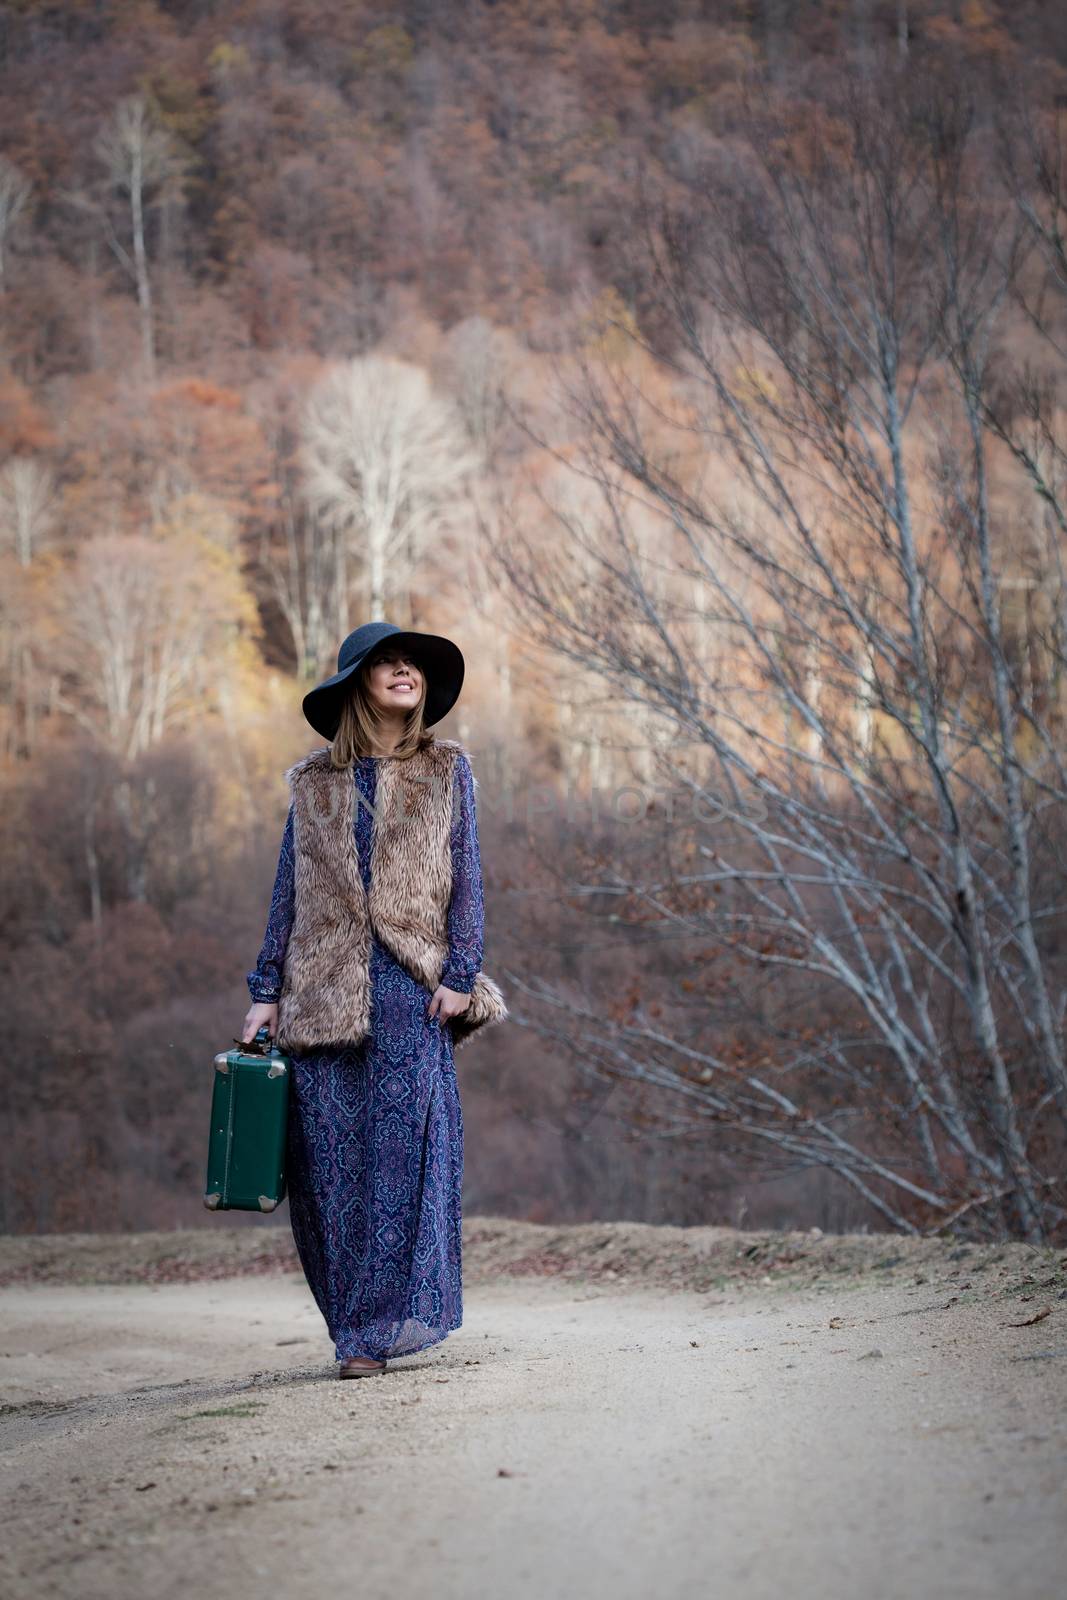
[328,655,436,768]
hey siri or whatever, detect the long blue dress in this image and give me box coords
[246,751,484,1363]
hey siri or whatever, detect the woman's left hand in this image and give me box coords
[428,984,473,1023]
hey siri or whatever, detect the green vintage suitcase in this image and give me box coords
[204,1025,290,1213]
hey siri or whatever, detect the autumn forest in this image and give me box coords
[2,0,1067,1241]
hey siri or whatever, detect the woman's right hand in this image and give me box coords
[242,1001,279,1045]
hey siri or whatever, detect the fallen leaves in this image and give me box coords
[1006,1307,1053,1328]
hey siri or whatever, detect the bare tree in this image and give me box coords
[0,155,32,289]
[246,395,340,682]
[0,458,57,757]
[300,354,478,634]
[0,457,57,567]
[497,64,1067,1240]
[435,315,514,462]
[91,94,187,381]
[986,94,1067,572]
[261,484,339,680]
[57,532,249,761]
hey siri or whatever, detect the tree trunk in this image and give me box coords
[129,144,155,382]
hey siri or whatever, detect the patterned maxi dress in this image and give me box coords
[246,751,483,1363]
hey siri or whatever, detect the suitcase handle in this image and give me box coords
[231,1024,276,1056]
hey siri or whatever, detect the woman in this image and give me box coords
[242,621,507,1378]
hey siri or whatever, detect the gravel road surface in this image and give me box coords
[1,1225,1064,1600]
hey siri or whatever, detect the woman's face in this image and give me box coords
[364,646,426,719]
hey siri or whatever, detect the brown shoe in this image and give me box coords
[338,1356,387,1378]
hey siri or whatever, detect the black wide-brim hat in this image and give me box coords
[302,620,465,740]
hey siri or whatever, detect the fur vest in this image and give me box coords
[275,736,508,1056]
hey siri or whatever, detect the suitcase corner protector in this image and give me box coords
[258,1195,279,1213]
[203,1192,222,1210]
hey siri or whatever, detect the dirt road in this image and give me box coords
[1,1224,1064,1599]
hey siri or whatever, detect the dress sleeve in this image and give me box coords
[246,802,296,1004]
[439,752,484,995]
